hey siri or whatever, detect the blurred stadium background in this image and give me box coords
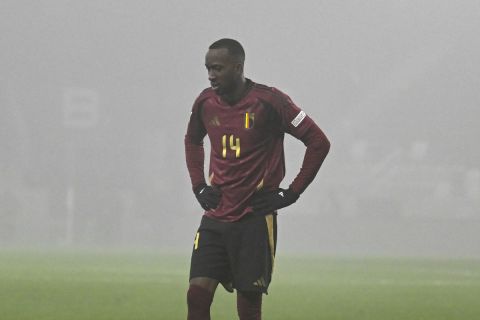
[1,1,479,257]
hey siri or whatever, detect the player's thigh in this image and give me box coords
[190,216,232,283]
[189,277,219,293]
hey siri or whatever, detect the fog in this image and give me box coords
[1,0,479,257]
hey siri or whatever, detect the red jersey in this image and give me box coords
[185,79,330,221]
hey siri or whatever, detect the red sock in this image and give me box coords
[187,285,214,320]
[237,291,262,320]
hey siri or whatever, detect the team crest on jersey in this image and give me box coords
[244,112,255,129]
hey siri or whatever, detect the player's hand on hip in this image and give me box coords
[194,183,221,211]
[250,188,299,214]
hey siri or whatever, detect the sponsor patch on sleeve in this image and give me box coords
[291,110,306,127]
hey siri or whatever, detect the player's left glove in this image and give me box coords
[250,188,299,215]
[193,183,221,211]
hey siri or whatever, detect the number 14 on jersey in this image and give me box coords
[222,134,240,158]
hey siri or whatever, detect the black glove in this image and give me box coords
[194,183,221,211]
[250,188,299,215]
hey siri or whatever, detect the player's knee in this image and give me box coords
[187,284,214,319]
[237,290,262,320]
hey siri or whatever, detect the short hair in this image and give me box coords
[209,38,245,63]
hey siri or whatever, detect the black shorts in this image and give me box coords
[189,213,277,294]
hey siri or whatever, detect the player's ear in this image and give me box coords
[235,62,244,75]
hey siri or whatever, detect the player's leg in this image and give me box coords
[237,290,262,320]
[187,216,232,320]
[189,277,219,292]
[187,277,218,320]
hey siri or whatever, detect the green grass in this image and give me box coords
[1,250,479,319]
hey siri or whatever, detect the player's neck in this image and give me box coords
[222,78,248,106]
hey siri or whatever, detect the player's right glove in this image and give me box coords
[250,187,299,215]
[193,183,221,211]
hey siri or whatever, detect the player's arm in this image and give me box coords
[289,121,330,195]
[185,99,221,211]
[251,90,330,213]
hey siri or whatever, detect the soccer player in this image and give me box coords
[184,38,330,320]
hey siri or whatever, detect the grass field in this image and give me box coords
[1,249,479,320]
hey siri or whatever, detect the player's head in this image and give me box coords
[205,38,245,95]
[209,38,245,64]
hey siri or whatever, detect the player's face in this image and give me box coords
[205,48,242,95]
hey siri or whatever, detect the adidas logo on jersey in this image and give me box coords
[209,116,220,126]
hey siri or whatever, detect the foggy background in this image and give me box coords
[1,0,479,257]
